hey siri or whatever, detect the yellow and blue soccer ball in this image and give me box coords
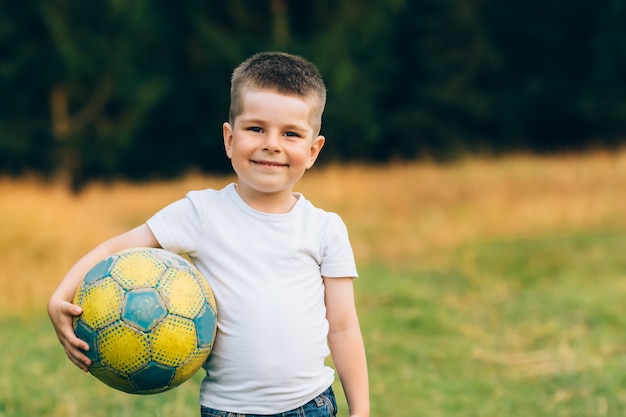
[72,248,217,395]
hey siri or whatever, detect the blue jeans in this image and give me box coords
[200,386,337,417]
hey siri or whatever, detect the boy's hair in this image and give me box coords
[229,52,327,135]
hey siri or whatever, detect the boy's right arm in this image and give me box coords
[47,224,160,371]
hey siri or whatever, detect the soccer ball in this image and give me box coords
[72,248,217,395]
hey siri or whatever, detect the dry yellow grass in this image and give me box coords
[298,149,626,264]
[2,150,626,314]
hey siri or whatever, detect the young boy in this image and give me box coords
[48,52,370,417]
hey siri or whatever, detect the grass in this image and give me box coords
[358,231,626,416]
[1,150,626,416]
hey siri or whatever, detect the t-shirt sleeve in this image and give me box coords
[146,192,203,255]
[320,213,358,279]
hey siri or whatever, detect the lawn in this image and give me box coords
[358,231,626,416]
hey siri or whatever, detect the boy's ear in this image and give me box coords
[306,135,325,169]
[223,122,234,159]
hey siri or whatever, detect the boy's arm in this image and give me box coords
[324,277,370,417]
[47,224,160,371]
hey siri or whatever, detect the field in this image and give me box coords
[1,150,626,416]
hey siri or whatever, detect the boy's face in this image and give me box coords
[223,88,325,203]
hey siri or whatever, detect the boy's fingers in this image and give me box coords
[58,322,90,352]
[57,302,90,350]
[67,349,91,372]
[50,300,91,371]
[63,338,92,370]
[60,300,83,316]
[66,331,90,352]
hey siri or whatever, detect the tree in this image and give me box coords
[2,0,626,188]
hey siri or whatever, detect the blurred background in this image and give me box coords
[2,0,626,191]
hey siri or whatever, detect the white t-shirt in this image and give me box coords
[146,183,358,414]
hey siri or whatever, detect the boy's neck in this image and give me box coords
[234,184,299,214]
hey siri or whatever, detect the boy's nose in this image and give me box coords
[263,132,281,152]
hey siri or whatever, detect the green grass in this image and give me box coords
[2,230,626,416]
[355,230,626,417]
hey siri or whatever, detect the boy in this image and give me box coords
[48,52,369,417]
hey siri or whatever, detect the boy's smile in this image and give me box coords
[223,88,325,212]
[251,160,288,167]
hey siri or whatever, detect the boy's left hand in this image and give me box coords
[48,299,92,372]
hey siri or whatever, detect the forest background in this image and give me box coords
[2,0,626,190]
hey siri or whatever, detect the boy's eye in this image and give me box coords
[247,127,263,133]
[284,131,300,138]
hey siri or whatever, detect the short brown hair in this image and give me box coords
[229,52,327,134]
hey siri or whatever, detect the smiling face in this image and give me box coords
[223,88,325,212]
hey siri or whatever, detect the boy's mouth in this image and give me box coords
[251,160,288,167]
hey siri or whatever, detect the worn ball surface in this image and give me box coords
[72,248,217,394]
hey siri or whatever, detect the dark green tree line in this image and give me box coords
[1,0,625,189]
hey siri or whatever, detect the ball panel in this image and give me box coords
[150,315,198,367]
[194,303,218,349]
[159,268,205,319]
[83,256,118,286]
[112,250,166,289]
[99,322,150,374]
[172,348,212,386]
[122,288,167,332]
[154,249,194,271]
[80,278,124,330]
[89,362,138,394]
[130,362,176,393]
[197,275,217,309]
